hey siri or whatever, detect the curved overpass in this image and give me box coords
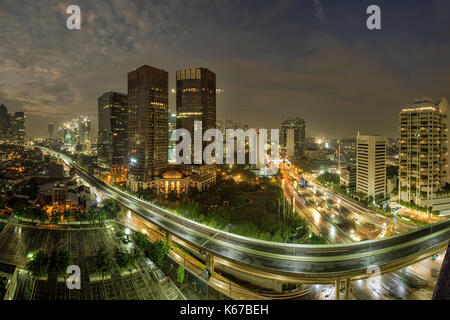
[53,151,449,283]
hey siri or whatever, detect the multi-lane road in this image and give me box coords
[49,150,449,283]
[280,163,416,241]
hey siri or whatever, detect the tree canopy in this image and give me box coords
[25,249,50,278]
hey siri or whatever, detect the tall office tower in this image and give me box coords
[399,98,450,213]
[356,134,386,200]
[0,104,8,138]
[280,117,306,160]
[98,91,128,180]
[48,122,54,140]
[13,112,25,143]
[176,68,216,162]
[127,65,169,191]
[168,113,177,163]
[77,116,91,150]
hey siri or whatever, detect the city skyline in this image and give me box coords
[0,0,449,305]
[2,1,450,138]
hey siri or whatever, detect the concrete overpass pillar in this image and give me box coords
[206,252,215,274]
[334,280,340,300]
[344,278,350,300]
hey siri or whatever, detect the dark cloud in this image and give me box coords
[1,0,450,138]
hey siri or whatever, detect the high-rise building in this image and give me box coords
[176,68,216,162]
[280,117,306,160]
[61,116,92,152]
[356,134,386,200]
[340,165,357,189]
[13,112,25,143]
[0,104,8,138]
[399,98,450,213]
[52,184,67,207]
[168,113,177,163]
[48,122,54,140]
[98,91,128,180]
[127,65,169,191]
[77,116,91,151]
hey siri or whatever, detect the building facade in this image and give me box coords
[356,134,386,199]
[168,113,177,164]
[176,68,216,162]
[0,104,8,138]
[280,117,306,160]
[340,165,357,189]
[98,91,128,181]
[52,184,67,207]
[48,122,54,140]
[12,112,25,143]
[127,65,169,191]
[398,98,450,213]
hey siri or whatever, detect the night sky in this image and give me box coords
[1,0,450,138]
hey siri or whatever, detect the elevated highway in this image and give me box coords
[48,150,449,291]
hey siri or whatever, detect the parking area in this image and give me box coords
[0,223,184,300]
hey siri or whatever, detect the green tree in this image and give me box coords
[149,240,169,267]
[115,229,125,239]
[177,265,185,285]
[94,247,115,278]
[88,208,107,226]
[317,172,340,185]
[114,248,130,270]
[132,232,152,257]
[25,249,50,279]
[114,248,140,272]
[48,248,73,279]
[307,234,327,244]
[137,187,154,201]
[102,199,120,219]
[12,203,28,218]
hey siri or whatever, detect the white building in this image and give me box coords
[398,98,450,214]
[356,134,386,199]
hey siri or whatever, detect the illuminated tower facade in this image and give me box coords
[98,91,128,181]
[176,68,216,162]
[127,65,169,191]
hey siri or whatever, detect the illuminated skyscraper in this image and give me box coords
[78,116,91,149]
[176,68,216,162]
[13,112,25,143]
[399,98,450,213]
[0,104,8,138]
[356,134,386,200]
[48,122,54,140]
[98,91,128,180]
[280,117,306,160]
[168,113,177,163]
[127,65,168,191]
[61,116,92,152]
